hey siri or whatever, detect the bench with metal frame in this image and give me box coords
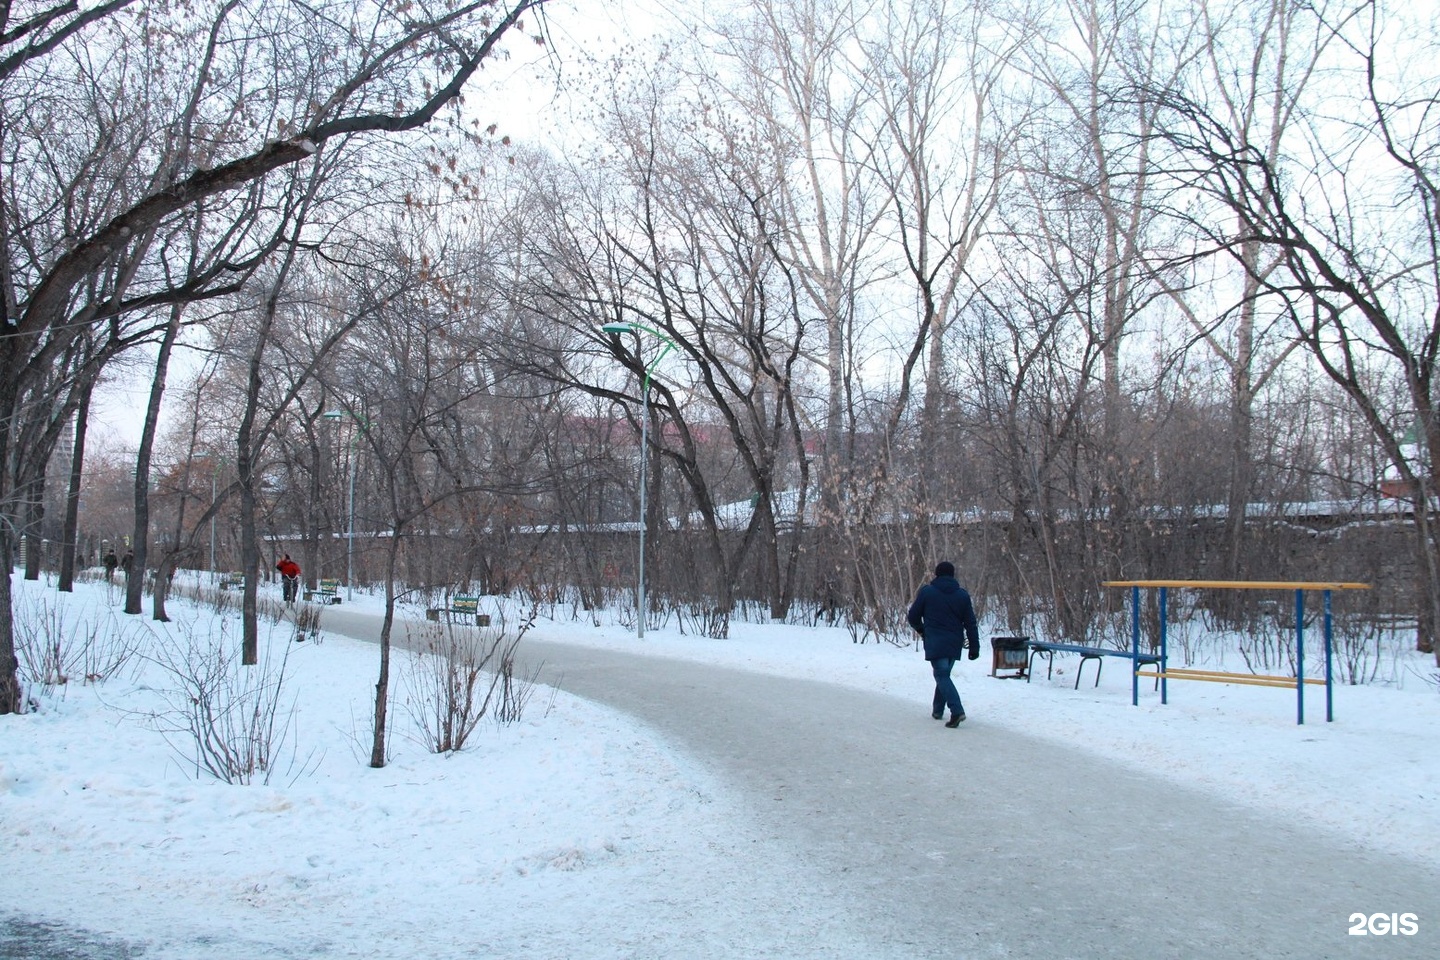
[303,577,343,604]
[1026,639,1162,690]
[426,595,491,626]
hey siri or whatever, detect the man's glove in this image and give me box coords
[968,644,980,661]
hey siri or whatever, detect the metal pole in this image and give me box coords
[1132,585,1142,706]
[210,471,216,583]
[600,322,671,640]
[638,351,648,640]
[1159,585,1168,706]
[1324,589,1334,722]
[346,443,356,602]
[1295,588,1305,725]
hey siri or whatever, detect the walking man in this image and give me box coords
[907,561,980,727]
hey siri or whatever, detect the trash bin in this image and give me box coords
[990,636,1031,679]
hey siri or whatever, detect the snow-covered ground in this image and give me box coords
[2,575,1437,958]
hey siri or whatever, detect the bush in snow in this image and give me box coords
[13,591,147,696]
[401,608,539,753]
[141,617,297,785]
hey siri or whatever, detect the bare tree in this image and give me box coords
[0,0,545,712]
[1015,0,1203,563]
[864,0,1022,513]
[328,235,509,766]
[963,204,1114,639]
[706,0,887,613]
[1147,0,1440,657]
[125,304,186,614]
[507,69,826,628]
[1151,0,1328,587]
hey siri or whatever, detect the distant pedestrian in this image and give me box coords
[120,550,133,578]
[907,561,980,727]
[103,549,118,582]
[275,554,301,603]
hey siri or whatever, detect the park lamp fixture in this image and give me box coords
[597,320,677,641]
[321,408,365,601]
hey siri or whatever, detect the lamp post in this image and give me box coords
[600,321,675,639]
[322,409,370,601]
[208,453,229,583]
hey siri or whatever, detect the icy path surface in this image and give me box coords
[318,609,1438,960]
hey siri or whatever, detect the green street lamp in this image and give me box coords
[208,453,229,583]
[323,408,372,601]
[601,321,675,639]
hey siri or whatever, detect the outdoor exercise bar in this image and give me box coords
[1102,579,1371,725]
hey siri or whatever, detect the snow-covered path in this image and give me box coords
[518,637,1435,959]
[315,607,1439,959]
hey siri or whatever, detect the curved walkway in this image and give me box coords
[324,610,1437,959]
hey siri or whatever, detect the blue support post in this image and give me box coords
[1131,586,1142,706]
[1324,590,1334,722]
[1295,589,1305,725]
[1159,586,1169,706]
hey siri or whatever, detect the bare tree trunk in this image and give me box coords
[0,529,19,713]
[58,380,94,592]
[150,541,202,623]
[152,377,209,622]
[1417,437,1440,657]
[237,350,266,664]
[126,306,183,615]
[21,475,43,580]
[237,159,325,663]
[1223,305,1256,582]
[371,526,403,768]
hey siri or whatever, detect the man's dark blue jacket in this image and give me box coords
[907,575,980,661]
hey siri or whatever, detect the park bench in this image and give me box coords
[426,595,491,627]
[218,571,244,590]
[1027,639,1161,690]
[303,578,342,604]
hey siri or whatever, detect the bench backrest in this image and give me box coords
[319,578,340,592]
[451,596,479,614]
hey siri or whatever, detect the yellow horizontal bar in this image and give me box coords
[1136,669,1326,688]
[1153,667,1299,681]
[1106,579,1370,590]
[1104,579,1369,590]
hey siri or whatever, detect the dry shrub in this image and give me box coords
[140,617,298,785]
[402,605,539,753]
[13,592,147,697]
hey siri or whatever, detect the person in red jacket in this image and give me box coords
[276,554,301,603]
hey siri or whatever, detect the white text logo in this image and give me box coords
[1348,913,1418,936]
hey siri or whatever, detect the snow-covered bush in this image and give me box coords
[141,617,297,785]
[402,609,538,753]
[13,591,147,694]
